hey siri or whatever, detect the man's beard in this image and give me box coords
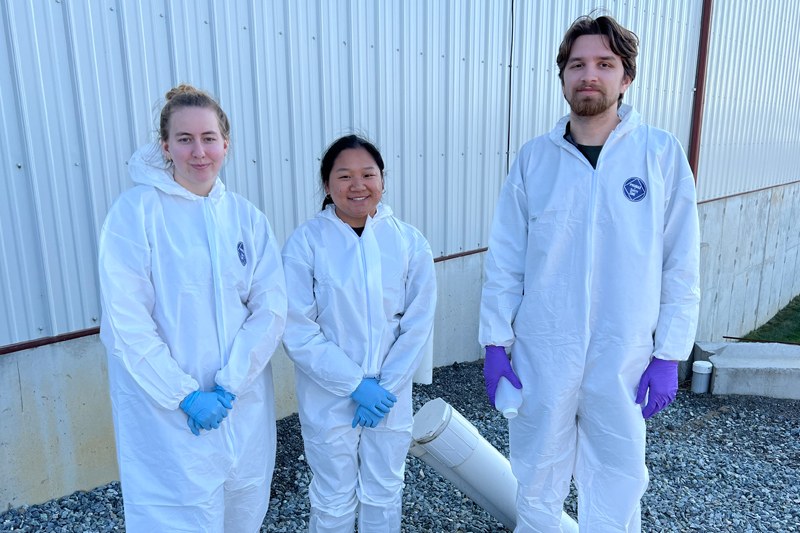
[567,85,617,117]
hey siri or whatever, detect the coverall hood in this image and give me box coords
[128,142,225,200]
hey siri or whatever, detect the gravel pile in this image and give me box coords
[3,361,799,532]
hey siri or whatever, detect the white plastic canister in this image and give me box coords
[409,398,578,532]
[495,377,523,418]
[691,361,713,393]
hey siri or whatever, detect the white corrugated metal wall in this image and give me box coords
[1,1,713,348]
[0,0,512,346]
[696,0,800,203]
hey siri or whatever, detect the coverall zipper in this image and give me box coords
[203,198,228,369]
[203,197,236,448]
[358,237,374,374]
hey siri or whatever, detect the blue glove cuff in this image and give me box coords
[180,390,199,412]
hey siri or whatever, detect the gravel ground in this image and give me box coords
[3,361,799,532]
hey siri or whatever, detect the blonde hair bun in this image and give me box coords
[165,84,199,101]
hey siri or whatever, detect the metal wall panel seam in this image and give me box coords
[98,1,126,210]
[504,0,515,173]
[213,0,234,191]
[209,0,221,103]
[39,1,75,334]
[344,0,355,128]
[421,0,435,245]
[472,0,485,251]
[0,1,29,342]
[737,1,753,190]
[176,1,194,82]
[428,0,441,244]
[50,0,95,334]
[0,184,17,340]
[29,1,73,337]
[283,0,302,230]
[9,1,58,339]
[384,0,407,224]
[77,2,115,230]
[738,2,755,192]
[762,0,781,187]
[756,1,771,187]
[247,0,267,215]
[372,0,384,170]
[0,151,16,339]
[385,0,406,222]
[165,0,178,86]
[442,0,455,257]
[64,0,101,329]
[116,0,140,153]
[457,1,473,254]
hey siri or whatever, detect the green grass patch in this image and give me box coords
[742,293,800,344]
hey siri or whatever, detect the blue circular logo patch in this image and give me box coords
[237,242,247,266]
[623,177,647,202]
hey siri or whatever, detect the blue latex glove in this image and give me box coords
[636,358,679,419]
[483,345,522,408]
[352,405,383,428]
[349,378,397,417]
[214,385,236,407]
[180,390,231,435]
[187,416,202,437]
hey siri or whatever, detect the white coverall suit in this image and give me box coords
[282,203,436,533]
[99,144,287,532]
[479,105,700,532]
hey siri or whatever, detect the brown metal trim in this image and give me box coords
[696,179,800,205]
[434,247,488,263]
[688,0,714,182]
[0,327,100,356]
[723,336,800,347]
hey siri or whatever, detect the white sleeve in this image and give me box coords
[479,151,529,348]
[215,216,287,395]
[379,233,437,394]
[653,140,701,361]
[98,199,199,410]
[281,232,364,396]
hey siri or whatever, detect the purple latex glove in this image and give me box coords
[483,345,522,408]
[636,358,679,419]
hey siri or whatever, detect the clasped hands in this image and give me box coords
[180,386,236,436]
[350,378,397,428]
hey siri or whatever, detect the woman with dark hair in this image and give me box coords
[98,84,287,532]
[281,135,437,532]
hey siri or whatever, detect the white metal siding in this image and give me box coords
[0,0,511,346]
[509,0,703,158]
[696,0,800,203]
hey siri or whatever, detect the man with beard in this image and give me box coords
[479,13,700,532]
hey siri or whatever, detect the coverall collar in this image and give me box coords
[549,103,641,151]
[318,202,393,231]
[128,142,226,201]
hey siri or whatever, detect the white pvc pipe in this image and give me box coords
[410,398,578,532]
